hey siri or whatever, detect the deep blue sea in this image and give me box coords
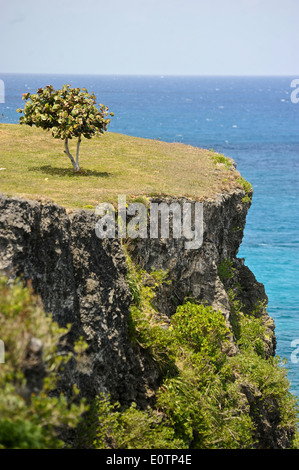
[1,73,299,398]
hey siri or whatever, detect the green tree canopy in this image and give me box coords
[17,84,113,171]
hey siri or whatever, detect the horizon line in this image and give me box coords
[1,72,298,78]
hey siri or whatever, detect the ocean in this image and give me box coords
[1,73,299,397]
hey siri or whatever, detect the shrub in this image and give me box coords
[81,253,299,449]
[218,258,235,283]
[229,350,299,441]
[171,302,230,368]
[92,395,185,449]
[237,315,268,357]
[211,152,232,169]
[125,253,177,373]
[236,177,253,203]
[0,276,86,449]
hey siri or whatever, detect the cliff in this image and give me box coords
[0,126,297,448]
[0,193,159,406]
[0,184,295,448]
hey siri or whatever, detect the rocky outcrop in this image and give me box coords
[0,193,159,406]
[0,186,281,446]
[127,191,275,357]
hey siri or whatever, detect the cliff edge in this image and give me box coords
[0,185,295,448]
[0,126,297,448]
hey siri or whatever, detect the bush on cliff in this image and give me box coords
[0,276,87,449]
[87,259,299,449]
[2,263,297,449]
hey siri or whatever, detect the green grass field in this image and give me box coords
[0,123,243,209]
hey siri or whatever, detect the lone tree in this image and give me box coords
[17,84,113,172]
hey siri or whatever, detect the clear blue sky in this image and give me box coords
[1,0,298,75]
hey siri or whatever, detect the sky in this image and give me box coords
[0,0,298,75]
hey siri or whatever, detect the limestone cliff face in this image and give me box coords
[0,193,159,405]
[127,191,275,357]
[0,187,280,445]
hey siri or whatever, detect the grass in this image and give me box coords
[0,124,245,209]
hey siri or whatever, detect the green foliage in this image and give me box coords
[150,268,171,286]
[228,286,296,423]
[237,315,268,357]
[125,254,143,307]
[17,84,112,140]
[237,176,252,194]
[5,252,292,450]
[2,263,296,449]
[128,304,178,373]
[251,299,268,318]
[236,177,253,203]
[156,366,255,449]
[171,302,230,368]
[230,351,299,436]
[120,256,299,449]
[0,417,45,449]
[227,288,271,357]
[225,286,299,446]
[129,196,150,207]
[87,294,256,449]
[16,84,113,171]
[218,258,235,283]
[123,262,257,448]
[227,288,243,340]
[211,152,232,169]
[154,302,255,449]
[0,276,87,449]
[92,395,185,449]
[125,252,177,373]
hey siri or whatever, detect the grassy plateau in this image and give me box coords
[0,123,244,209]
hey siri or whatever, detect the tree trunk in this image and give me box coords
[76,135,81,171]
[64,137,80,171]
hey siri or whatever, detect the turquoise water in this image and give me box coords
[1,74,299,396]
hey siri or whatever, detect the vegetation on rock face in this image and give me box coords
[236,176,253,204]
[0,276,87,449]
[218,258,235,283]
[16,84,113,172]
[82,254,299,450]
[211,151,232,170]
[1,242,298,449]
[87,396,184,450]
